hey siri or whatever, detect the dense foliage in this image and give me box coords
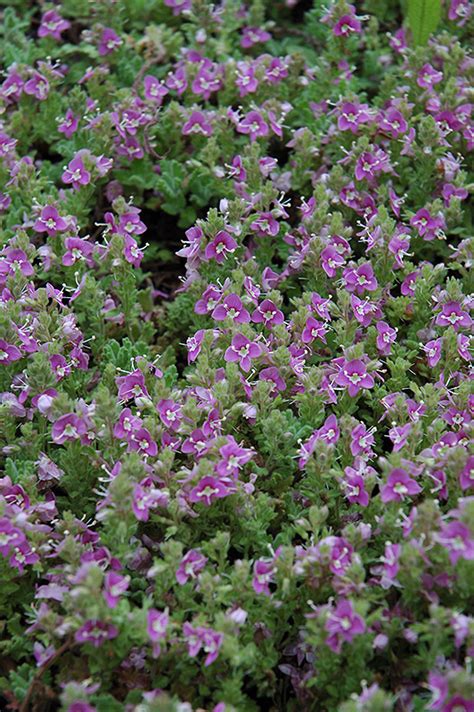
[0,0,473,710]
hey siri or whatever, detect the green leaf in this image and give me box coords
[407,0,442,46]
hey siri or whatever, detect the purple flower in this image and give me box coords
[189,476,229,506]
[164,0,192,15]
[320,246,345,278]
[343,262,378,294]
[422,337,443,367]
[113,408,142,439]
[417,63,443,89]
[333,14,362,36]
[147,608,169,656]
[143,75,168,104]
[342,468,369,506]
[240,27,271,48]
[183,623,223,666]
[103,572,129,608]
[182,111,213,137]
[128,427,158,457]
[98,28,122,56]
[237,110,269,142]
[33,205,68,236]
[24,72,49,101]
[51,414,87,444]
[252,559,275,595]
[459,456,474,491]
[335,359,375,397]
[131,478,168,521]
[216,437,253,478]
[38,10,70,40]
[388,423,412,452]
[376,321,397,355]
[75,620,118,647]
[0,339,21,364]
[302,316,328,344]
[157,399,182,431]
[259,366,286,393]
[350,423,375,457]
[212,294,250,323]
[436,521,474,565]
[325,599,365,653]
[116,370,150,401]
[252,299,284,328]
[204,231,238,264]
[224,334,261,372]
[435,301,472,331]
[62,156,91,190]
[63,238,94,267]
[410,208,445,241]
[176,549,208,585]
[58,109,79,138]
[186,329,206,363]
[380,468,422,503]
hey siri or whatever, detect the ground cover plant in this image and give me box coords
[0,0,473,710]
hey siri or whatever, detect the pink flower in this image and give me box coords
[320,245,345,277]
[350,423,375,457]
[113,408,142,439]
[189,476,229,506]
[116,369,150,401]
[335,359,375,397]
[186,329,205,363]
[459,456,474,491]
[436,521,474,565]
[422,337,443,367]
[176,549,208,584]
[333,14,362,36]
[325,599,365,653]
[62,237,94,267]
[252,299,284,328]
[132,478,168,521]
[164,0,192,15]
[216,437,253,478]
[33,205,68,237]
[182,111,213,137]
[237,110,269,141]
[75,620,118,647]
[24,72,49,100]
[224,334,261,372]
[212,294,250,323]
[302,316,328,344]
[343,262,378,294]
[98,28,122,56]
[240,27,271,48]
[143,75,168,104]
[52,414,87,444]
[259,367,286,393]
[417,63,443,89]
[342,468,369,506]
[58,109,79,138]
[376,321,397,355]
[147,608,169,656]
[410,208,445,240]
[62,156,91,190]
[0,339,22,364]
[435,301,471,331]
[380,468,422,503]
[128,427,158,457]
[183,623,223,666]
[157,399,182,431]
[103,572,129,609]
[388,423,412,452]
[204,231,238,264]
[38,10,70,40]
[252,559,275,595]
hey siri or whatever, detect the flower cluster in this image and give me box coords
[0,0,473,711]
